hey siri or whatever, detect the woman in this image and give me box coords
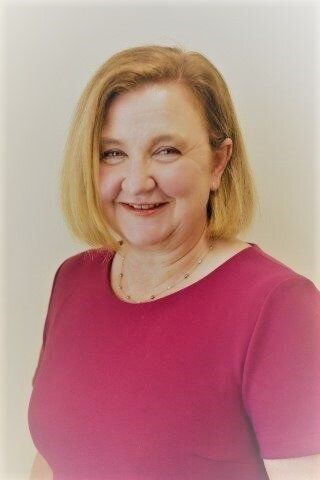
[28,45,320,480]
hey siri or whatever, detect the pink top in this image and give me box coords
[28,243,320,480]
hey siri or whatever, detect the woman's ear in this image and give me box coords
[210,138,233,191]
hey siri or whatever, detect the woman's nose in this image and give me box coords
[121,163,156,194]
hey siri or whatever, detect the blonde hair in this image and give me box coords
[60,44,259,253]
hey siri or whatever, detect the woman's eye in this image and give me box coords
[156,147,180,157]
[100,150,124,163]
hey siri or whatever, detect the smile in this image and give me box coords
[120,203,168,215]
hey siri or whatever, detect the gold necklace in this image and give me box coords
[117,243,214,304]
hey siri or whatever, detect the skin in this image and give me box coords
[99,82,234,298]
[263,455,320,479]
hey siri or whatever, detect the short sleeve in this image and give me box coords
[31,261,66,388]
[242,275,320,459]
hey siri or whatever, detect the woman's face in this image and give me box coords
[99,82,231,250]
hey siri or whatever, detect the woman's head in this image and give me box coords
[99,81,233,252]
[60,44,258,252]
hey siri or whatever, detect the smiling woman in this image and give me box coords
[28,44,320,480]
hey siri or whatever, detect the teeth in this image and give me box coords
[129,203,160,209]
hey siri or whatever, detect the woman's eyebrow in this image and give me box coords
[100,134,186,147]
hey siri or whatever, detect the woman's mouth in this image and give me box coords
[120,202,168,215]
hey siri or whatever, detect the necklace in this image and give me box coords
[117,243,214,303]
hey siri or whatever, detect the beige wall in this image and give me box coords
[1,0,319,478]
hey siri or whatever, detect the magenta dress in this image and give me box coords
[28,243,320,480]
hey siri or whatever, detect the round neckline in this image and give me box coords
[105,242,259,308]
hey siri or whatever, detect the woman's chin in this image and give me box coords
[119,232,170,250]
[123,239,163,249]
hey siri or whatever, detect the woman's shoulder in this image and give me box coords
[63,247,113,263]
[239,242,318,295]
[216,239,299,280]
[53,247,114,279]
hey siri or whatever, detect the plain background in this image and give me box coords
[1,0,320,478]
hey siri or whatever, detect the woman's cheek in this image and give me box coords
[99,171,120,203]
[160,166,194,197]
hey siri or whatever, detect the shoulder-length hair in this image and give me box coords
[60,44,259,253]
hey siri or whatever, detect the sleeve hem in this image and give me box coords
[260,433,320,459]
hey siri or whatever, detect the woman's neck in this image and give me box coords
[116,227,213,293]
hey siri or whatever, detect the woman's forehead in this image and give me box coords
[101,84,206,142]
[104,83,203,123]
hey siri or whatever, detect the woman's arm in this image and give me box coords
[29,451,53,480]
[263,454,320,480]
